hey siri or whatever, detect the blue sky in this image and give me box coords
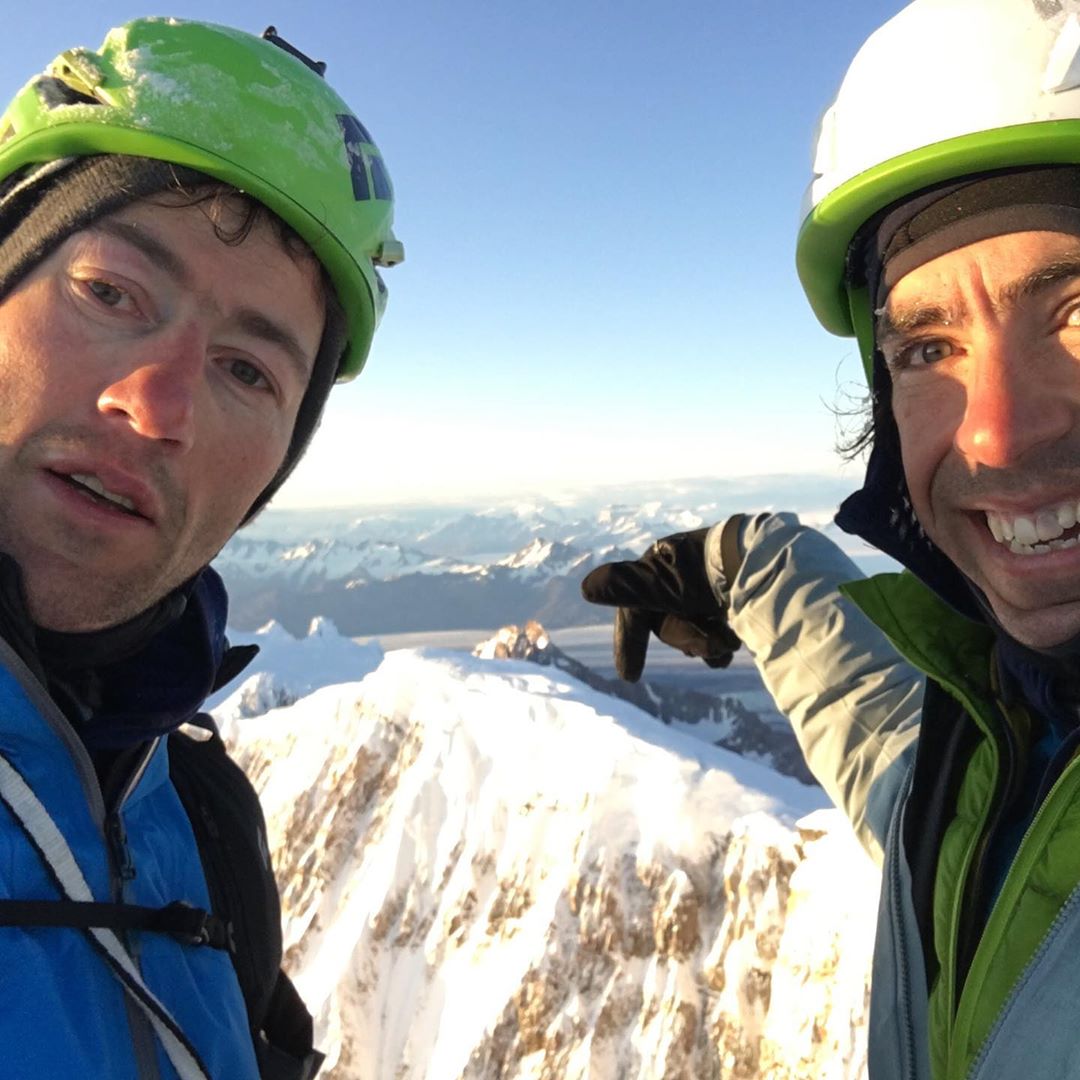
[1,2,907,507]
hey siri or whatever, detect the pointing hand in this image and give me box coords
[580,528,741,682]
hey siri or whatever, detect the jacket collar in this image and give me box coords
[0,559,250,749]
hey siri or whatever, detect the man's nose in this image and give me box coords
[952,334,1075,470]
[96,331,201,451]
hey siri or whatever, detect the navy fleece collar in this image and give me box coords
[0,559,253,749]
[59,569,231,750]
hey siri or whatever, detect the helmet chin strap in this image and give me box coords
[846,284,877,386]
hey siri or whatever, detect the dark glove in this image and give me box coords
[580,526,741,683]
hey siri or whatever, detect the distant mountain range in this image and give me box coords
[214,473,886,636]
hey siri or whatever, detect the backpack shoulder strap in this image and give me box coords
[168,728,324,1080]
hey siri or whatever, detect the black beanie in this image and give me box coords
[853,165,1080,316]
[0,153,345,521]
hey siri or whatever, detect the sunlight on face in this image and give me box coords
[882,230,1080,647]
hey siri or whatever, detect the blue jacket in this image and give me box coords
[0,568,258,1079]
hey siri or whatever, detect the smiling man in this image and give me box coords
[582,2,1080,1077]
[0,18,402,1080]
[880,223,1080,648]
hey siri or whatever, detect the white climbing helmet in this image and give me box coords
[798,0,1080,356]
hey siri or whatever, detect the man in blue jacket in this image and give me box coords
[0,17,401,1080]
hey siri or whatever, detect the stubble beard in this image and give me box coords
[0,425,198,632]
[922,444,1080,646]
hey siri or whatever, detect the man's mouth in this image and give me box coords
[986,500,1080,556]
[54,471,144,518]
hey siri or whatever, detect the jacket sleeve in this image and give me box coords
[704,512,923,864]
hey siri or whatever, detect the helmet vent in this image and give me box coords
[1043,13,1080,92]
[34,76,100,111]
[261,27,327,77]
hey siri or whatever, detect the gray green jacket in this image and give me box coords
[710,513,1080,1080]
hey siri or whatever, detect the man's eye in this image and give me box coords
[87,279,125,307]
[228,358,268,390]
[892,339,955,369]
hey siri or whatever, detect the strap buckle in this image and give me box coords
[161,901,235,952]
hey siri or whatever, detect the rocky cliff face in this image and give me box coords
[221,648,876,1079]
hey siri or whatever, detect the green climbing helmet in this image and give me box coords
[796,0,1080,380]
[0,17,404,379]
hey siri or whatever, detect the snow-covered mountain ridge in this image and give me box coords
[474,622,814,784]
[214,619,877,1079]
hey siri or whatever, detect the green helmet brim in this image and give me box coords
[0,122,378,379]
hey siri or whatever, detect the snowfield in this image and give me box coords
[213,620,877,1079]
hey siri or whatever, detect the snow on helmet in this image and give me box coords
[0,17,403,380]
[797,0,1080,374]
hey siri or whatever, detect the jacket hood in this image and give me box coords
[834,351,982,620]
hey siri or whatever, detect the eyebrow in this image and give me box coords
[88,218,316,382]
[234,309,315,382]
[876,301,967,345]
[92,219,190,284]
[877,251,1080,348]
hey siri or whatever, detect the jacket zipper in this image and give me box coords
[105,740,162,1080]
[106,814,137,884]
[960,756,1080,1078]
[105,741,158,924]
[951,710,1018,1007]
[890,763,920,1079]
[922,676,1005,1065]
[105,743,158,897]
[963,883,1080,1079]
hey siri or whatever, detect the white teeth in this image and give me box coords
[68,473,136,512]
[1036,511,1065,542]
[1007,535,1080,556]
[986,497,1080,554]
[1009,538,1051,556]
[1013,516,1039,545]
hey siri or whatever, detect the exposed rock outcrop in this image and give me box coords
[475,622,814,785]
